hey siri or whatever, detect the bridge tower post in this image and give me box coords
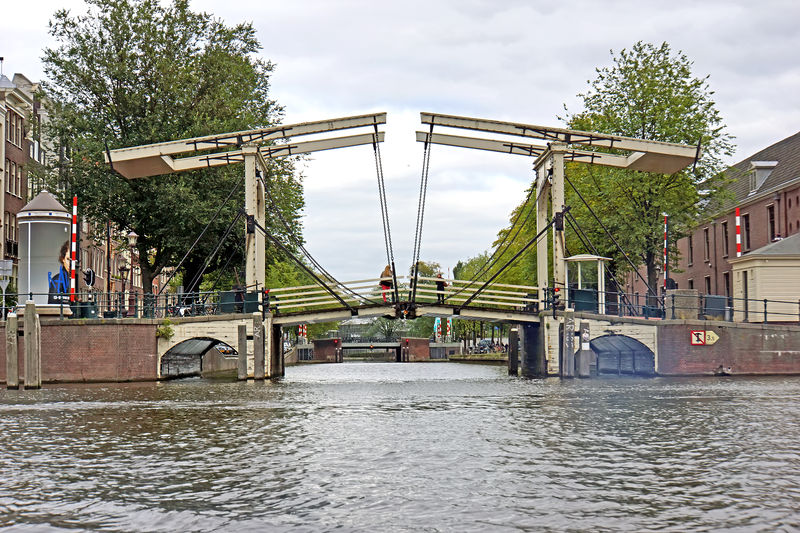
[534,163,550,291]
[533,143,566,291]
[243,145,266,292]
[550,144,567,290]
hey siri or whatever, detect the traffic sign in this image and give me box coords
[690,330,706,345]
[705,330,720,345]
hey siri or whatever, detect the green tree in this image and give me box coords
[367,317,406,340]
[561,41,734,294]
[41,0,302,293]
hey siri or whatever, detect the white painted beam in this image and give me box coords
[107,113,387,178]
[164,132,384,175]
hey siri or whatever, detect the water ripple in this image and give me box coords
[1,364,799,531]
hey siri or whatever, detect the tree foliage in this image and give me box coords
[561,41,734,293]
[41,0,303,293]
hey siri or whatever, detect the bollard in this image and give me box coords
[237,324,248,380]
[252,313,265,380]
[5,313,18,389]
[24,301,41,389]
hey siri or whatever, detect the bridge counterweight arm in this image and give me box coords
[420,112,698,174]
[106,112,387,179]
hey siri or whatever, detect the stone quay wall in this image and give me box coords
[1,319,159,384]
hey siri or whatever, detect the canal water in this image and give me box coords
[1,363,799,532]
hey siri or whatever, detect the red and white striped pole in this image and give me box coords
[735,207,742,257]
[663,213,668,290]
[70,196,78,302]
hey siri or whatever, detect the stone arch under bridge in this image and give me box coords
[157,315,258,379]
[540,314,659,375]
[160,337,238,378]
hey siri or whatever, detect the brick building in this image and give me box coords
[0,69,36,281]
[0,64,147,301]
[669,131,800,298]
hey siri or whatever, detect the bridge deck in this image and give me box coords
[268,276,541,325]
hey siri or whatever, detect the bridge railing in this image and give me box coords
[542,287,800,323]
[0,290,248,319]
[412,276,540,311]
[264,277,401,312]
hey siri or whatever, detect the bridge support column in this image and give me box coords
[243,146,266,292]
[253,313,265,380]
[266,316,283,378]
[520,323,546,378]
[237,324,248,380]
[576,321,592,378]
[5,312,18,389]
[23,301,41,389]
[560,310,575,378]
[507,327,519,376]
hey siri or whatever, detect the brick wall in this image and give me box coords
[657,320,800,375]
[404,338,430,362]
[312,338,340,362]
[1,320,159,383]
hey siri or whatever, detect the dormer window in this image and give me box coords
[749,161,778,192]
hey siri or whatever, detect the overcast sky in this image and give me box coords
[4,0,800,281]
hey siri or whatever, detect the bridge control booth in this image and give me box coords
[564,254,609,314]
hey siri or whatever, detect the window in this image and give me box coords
[3,159,8,192]
[688,279,694,290]
[703,228,710,262]
[723,272,731,298]
[768,205,777,241]
[688,235,694,265]
[704,276,711,295]
[742,214,751,250]
[721,221,729,257]
[743,271,749,307]
[6,110,23,148]
[9,163,15,196]
[16,164,21,197]
[5,213,16,243]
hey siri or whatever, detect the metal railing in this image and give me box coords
[542,287,800,323]
[1,289,268,320]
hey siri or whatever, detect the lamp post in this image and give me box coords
[118,264,129,317]
[0,259,12,319]
[127,231,138,317]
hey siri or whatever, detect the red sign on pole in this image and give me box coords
[690,330,706,346]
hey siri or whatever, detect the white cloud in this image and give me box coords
[3,0,799,280]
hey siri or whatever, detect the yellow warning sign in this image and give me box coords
[705,330,720,345]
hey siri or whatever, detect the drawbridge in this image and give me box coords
[106,111,697,378]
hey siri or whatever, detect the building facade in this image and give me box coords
[0,66,147,301]
[0,70,36,281]
[670,131,800,298]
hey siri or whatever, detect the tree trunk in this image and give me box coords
[141,262,157,295]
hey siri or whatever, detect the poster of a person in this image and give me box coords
[48,241,71,304]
